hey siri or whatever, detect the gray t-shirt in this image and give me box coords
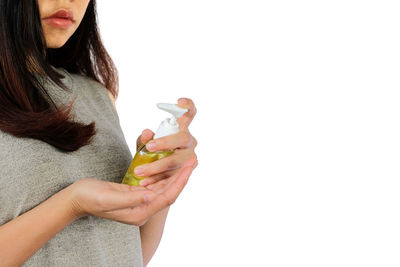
[0,67,143,266]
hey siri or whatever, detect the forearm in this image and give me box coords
[140,206,170,266]
[0,186,78,266]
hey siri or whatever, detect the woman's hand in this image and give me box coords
[68,157,197,226]
[133,98,198,186]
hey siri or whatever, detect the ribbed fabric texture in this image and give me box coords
[0,67,143,267]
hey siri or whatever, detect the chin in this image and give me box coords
[46,38,68,49]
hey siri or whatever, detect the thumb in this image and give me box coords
[137,129,154,150]
[177,98,197,130]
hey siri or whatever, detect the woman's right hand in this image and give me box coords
[68,157,197,226]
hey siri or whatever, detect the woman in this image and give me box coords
[0,0,198,266]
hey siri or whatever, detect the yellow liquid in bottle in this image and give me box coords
[122,143,174,186]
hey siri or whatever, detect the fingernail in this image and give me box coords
[144,192,156,202]
[146,141,156,151]
[135,167,145,176]
[139,179,149,186]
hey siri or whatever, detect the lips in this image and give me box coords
[43,10,74,28]
[45,10,74,21]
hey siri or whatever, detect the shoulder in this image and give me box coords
[64,70,117,111]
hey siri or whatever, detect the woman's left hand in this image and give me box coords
[133,98,198,187]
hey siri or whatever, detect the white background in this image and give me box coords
[97,1,400,266]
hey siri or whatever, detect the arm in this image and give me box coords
[106,91,170,266]
[0,186,78,266]
[0,172,191,267]
[140,207,170,266]
[106,93,197,266]
[133,98,197,266]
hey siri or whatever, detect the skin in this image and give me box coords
[135,98,198,186]
[37,0,90,48]
[32,1,198,266]
[37,0,199,183]
[134,98,197,266]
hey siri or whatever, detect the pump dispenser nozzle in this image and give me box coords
[154,103,188,139]
[157,103,188,118]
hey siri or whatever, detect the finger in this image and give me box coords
[177,98,197,130]
[139,170,176,187]
[141,129,154,144]
[106,181,148,192]
[143,157,199,192]
[144,175,174,193]
[134,159,197,217]
[143,157,198,191]
[180,156,199,171]
[106,158,198,224]
[100,188,156,211]
[145,131,195,152]
[135,149,195,178]
[135,154,180,178]
[136,129,154,150]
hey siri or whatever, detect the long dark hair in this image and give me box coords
[0,0,118,152]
